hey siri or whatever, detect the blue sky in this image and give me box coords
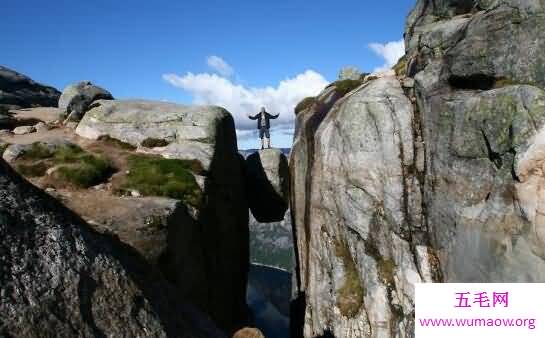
[1,0,415,149]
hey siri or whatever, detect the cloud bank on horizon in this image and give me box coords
[163,56,328,143]
[163,40,405,146]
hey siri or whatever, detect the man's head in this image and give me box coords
[260,107,266,113]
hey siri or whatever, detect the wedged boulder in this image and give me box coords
[0,158,225,338]
[58,81,113,121]
[0,66,60,109]
[245,149,289,222]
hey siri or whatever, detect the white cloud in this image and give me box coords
[206,55,234,77]
[369,39,405,72]
[163,62,328,142]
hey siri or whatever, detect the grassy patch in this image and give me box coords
[392,55,407,76]
[15,142,114,187]
[16,162,48,177]
[334,239,364,318]
[19,142,53,160]
[54,147,113,188]
[141,137,170,148]
[120,154,203,207]
[294,97,316,115]
[97,135,137,151]
[332,79,364,97]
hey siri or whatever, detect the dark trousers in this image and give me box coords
[259,127,270,139]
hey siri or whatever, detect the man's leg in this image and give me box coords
[265,129,271,148]
[259,128,265,149]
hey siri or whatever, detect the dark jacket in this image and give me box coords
[249,111,279,130]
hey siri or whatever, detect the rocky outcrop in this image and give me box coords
[290,1,545,337]
[76,100,230,170]
[74,99,250,333]
[58,81,113,121]
[0,158,225,338]
[0,66,60,109]
[245,149,290,222]
[291,76,427,337]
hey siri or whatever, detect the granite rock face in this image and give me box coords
[245,149,290,222]
[290,1,545,337]
[76,100,230,170]
[291,76,430,338]
[58,81,113,121]
[0,66,60,109]
[0,159,225,338]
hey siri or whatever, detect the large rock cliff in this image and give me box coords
[0,66,60,109]
[290,1,545,337]
[0,159,225,338]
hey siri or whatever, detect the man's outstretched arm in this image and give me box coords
[248,113,259,120]
[268,113,280,119]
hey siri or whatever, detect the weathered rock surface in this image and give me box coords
[290,1,545,337]
[2,140,70,163]
[0,158,225,338]
[232,327,265,338]
[12,125,35,135]
[291,76,428,337]
[59,81,113,121]
[76,100,231,170]
[245,149,289,222]
[0,65,60,109]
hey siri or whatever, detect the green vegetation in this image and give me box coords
[332,79,364,97]
[334,239,364,318]
[53,144,113,188]
[393,55,407,76]
[141,137,170,148]
[19,142,53,160]
[377,258,396,285]
[16,162,48,177]
[294,97,316,115]
[15,142,114,188]
[97,135,136,150]
[120,154,203,207]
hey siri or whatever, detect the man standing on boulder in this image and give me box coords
[248,107,280,149]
